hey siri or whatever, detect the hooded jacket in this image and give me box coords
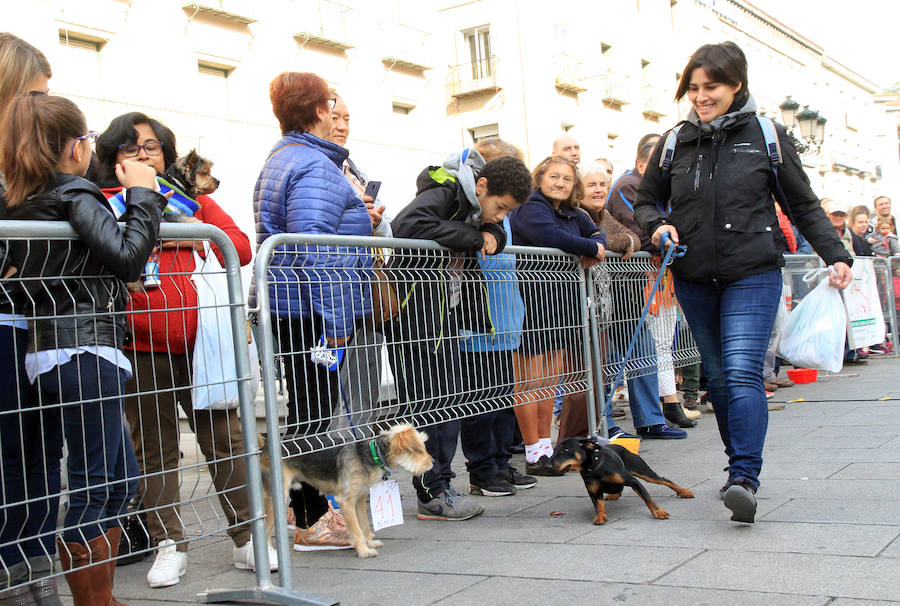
[5,173,165,351]
[250,131,372,340]
[634,95,851,284]
[388,161,508,344]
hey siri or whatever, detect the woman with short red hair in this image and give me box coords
[250,72,372,551]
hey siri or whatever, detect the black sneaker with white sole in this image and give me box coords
[499,465,537,489]
[723,479,757,523]
[470,474,517,496]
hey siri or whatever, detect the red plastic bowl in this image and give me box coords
[786,368,818,384]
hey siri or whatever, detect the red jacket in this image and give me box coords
[101,186,252,353]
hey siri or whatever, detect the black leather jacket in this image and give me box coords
[5,173,165,351]
[634,113,851,284]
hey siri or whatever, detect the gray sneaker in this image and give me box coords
[417,487,484,521]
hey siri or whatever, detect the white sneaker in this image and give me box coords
[146,539,187,588]
[233,535,278,572]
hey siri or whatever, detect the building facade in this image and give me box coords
[6,0,897,238]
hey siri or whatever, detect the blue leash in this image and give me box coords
[602,232,687,417]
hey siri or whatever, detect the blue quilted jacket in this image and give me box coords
[251,131,372,339]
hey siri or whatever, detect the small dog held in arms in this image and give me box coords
[163,149,220,201]
[549,437,694,524]
[259,423,432,558]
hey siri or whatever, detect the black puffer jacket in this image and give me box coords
[5,173,165,351]
[634,102,851,284]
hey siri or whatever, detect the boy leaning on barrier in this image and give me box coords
[385,152,532,520]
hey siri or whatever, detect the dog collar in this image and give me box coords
[369,440,390,480]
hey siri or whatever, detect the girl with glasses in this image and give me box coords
[0,92,164,606]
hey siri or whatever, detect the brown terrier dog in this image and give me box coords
[260,423,432,558]
[163,149,220,199]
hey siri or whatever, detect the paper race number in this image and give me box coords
[369,480,403,531]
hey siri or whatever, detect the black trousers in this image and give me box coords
[459,350,515,483]
[275,314,334,527]
[389,336,463,500]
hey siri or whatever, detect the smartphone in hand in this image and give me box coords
[364,180,381,200]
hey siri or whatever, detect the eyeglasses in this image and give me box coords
[118,140,164,158]
[328,97,337,110]
[70,131,98,158]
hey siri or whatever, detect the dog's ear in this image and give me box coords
[417,430,428,443]
[387,423,426,454]
[183,149,198,171]
[579,437,596,450]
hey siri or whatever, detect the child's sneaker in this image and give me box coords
[417,488,483,520]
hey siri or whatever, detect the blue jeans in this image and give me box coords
[0,327,62,565]
[673,269,782,490]
[37,354,138,543]
[604,323,667,430]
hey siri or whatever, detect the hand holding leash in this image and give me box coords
[659,231,687,263]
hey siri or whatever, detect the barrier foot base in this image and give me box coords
[199,585,338,605]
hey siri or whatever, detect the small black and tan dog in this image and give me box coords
[260,423,432,558]
[163,149,220,199]
[549,437,694,524]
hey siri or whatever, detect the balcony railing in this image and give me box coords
[379,22,431,72]
[642,85,669,118]
[448,56,500,98]
[600,72,630,107]
[294,0,353,51]
[554,54,586,94]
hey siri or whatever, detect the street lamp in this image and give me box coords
[779,96,825,155]
[779,96,799,128]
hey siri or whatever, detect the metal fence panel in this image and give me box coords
[591,252,701,385]
[251,233,596,592]
[0,221,278,604]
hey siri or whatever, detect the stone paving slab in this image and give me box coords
[571,517,898,557]
[758,460,849,479]
[880,535,900,558]
[657,550,900,602]
[761,498,900,526]
[829,462,900,480]
[432,577,832,606]
[301,540,704,585]
[376,514,589,543]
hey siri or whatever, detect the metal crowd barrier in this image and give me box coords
[20,221,873,605]
[252,233,598,598]
[0,221,277,605]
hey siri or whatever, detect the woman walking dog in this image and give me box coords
[634,41,852,523]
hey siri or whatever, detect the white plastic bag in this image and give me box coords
[192,247,260,410]
[843,258,885,349]
[777,268,846,373]
[769,281,790,350]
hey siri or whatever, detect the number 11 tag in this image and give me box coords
[369,480,403,531]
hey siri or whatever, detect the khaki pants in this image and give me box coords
[125,350,251,551]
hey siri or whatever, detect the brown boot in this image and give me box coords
[57,534,125,606]
[104,527,127,606]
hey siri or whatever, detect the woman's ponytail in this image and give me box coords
[0,93,85,206]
